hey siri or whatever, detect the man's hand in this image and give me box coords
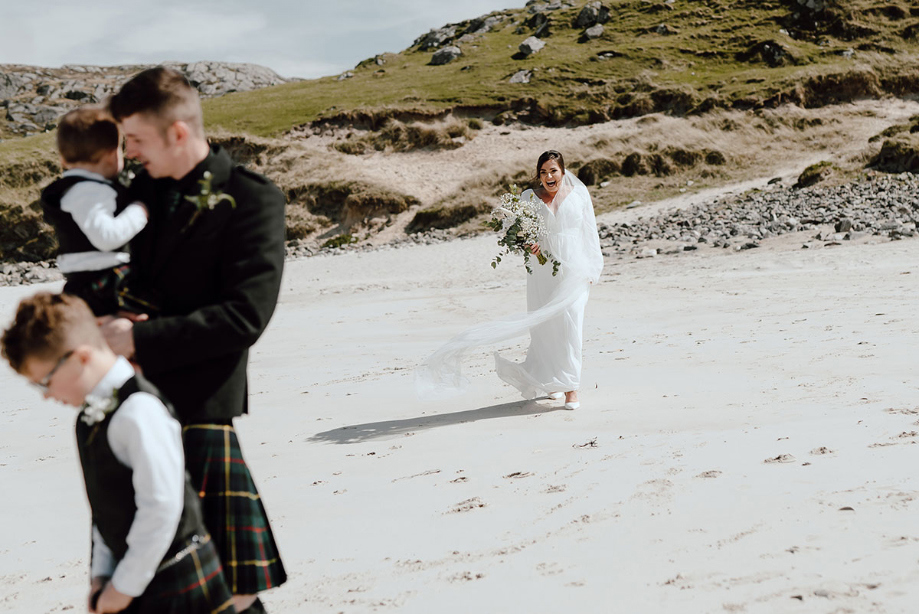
[119,311,149,323]
[97,317,136,358]
[93,581,133,613]
[87,576,108,612]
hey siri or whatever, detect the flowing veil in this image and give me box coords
[415,170,603,400]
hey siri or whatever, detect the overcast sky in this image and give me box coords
[0,0,524,79]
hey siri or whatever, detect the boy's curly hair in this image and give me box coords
[1,293,100,373]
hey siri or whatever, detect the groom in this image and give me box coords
[101,66,287,613]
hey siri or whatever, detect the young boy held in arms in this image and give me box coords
[41,107,149,316]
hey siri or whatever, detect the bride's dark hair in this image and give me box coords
[535,150,565,185]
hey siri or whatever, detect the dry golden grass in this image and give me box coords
[1,100,915,258]
[331,117,479,155]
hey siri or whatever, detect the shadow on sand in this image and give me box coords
[307,399,566,445]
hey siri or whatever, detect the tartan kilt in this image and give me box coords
[183,423,287,595]
[62,266,128,317]
[126,535,235,614]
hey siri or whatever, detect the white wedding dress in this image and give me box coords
[416,171,604,400]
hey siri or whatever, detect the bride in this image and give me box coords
[416,150,604,409]
[494,150,604,409]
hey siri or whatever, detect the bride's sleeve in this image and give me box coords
[579,188,604,284]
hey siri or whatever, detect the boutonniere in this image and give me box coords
[81,391,119,426]
[117,169,136,189]
[182,171,236,232]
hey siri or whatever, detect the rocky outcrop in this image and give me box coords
[575,2,610,28]
[527,0,573,13]
[412,14,505,52]
[872,135,919,173]
[0,61,288,135]
[431,47,463,66]
[179,61,286,97]
[519,36,546,57]
[599,172,919,258]
[416,26,459,51]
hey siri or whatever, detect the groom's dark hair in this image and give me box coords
[109,66,204,138]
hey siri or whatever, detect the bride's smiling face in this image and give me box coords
[539,159,563,195]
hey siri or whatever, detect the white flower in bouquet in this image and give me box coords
[486,186,561,275]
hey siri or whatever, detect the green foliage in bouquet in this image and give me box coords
[486,185,560,276]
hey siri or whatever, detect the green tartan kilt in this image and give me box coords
[183,424,287,595]
[125,535,235,614]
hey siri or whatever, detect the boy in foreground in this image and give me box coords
[1,292,234,614]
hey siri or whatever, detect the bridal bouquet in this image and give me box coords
[485,186,560,276]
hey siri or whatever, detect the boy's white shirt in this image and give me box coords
[56,169,147,273]
[87,357,185,598]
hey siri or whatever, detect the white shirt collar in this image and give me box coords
[89,357,135,401]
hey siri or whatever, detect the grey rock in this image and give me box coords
[509,69,533,84]
[415,26,458,51]
[465,15,503,36]
[519,36,546,56]
[575,2,610,28]
[64,90,92,101]
[584,24,605,39]
[595,173,919,261]
[834,218,853,232]
[0,71,25,98]
[337,71,354,81]
[7,102,61,127]
[174,61,286,96]
[431,46,463,66]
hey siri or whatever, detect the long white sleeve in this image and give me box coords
[90,525,116,579]
[579,191,604,285]
[105,392,185,598]
[60,180,147,252]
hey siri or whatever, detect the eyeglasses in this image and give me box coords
[32,350,74,392]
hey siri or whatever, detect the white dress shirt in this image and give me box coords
[86,357,185,598]
[56,169,147,274]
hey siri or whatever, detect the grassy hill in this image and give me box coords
[202,0,919,136]
[1,0,918,261]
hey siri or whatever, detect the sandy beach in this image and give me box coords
[2,206,919,613]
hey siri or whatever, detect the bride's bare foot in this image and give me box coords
[564,391,579,410]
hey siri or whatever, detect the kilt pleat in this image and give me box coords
[183,424,287,595]
[126,536,236,614]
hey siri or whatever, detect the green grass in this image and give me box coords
[201,0,919,137]
[0,132,56,168]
